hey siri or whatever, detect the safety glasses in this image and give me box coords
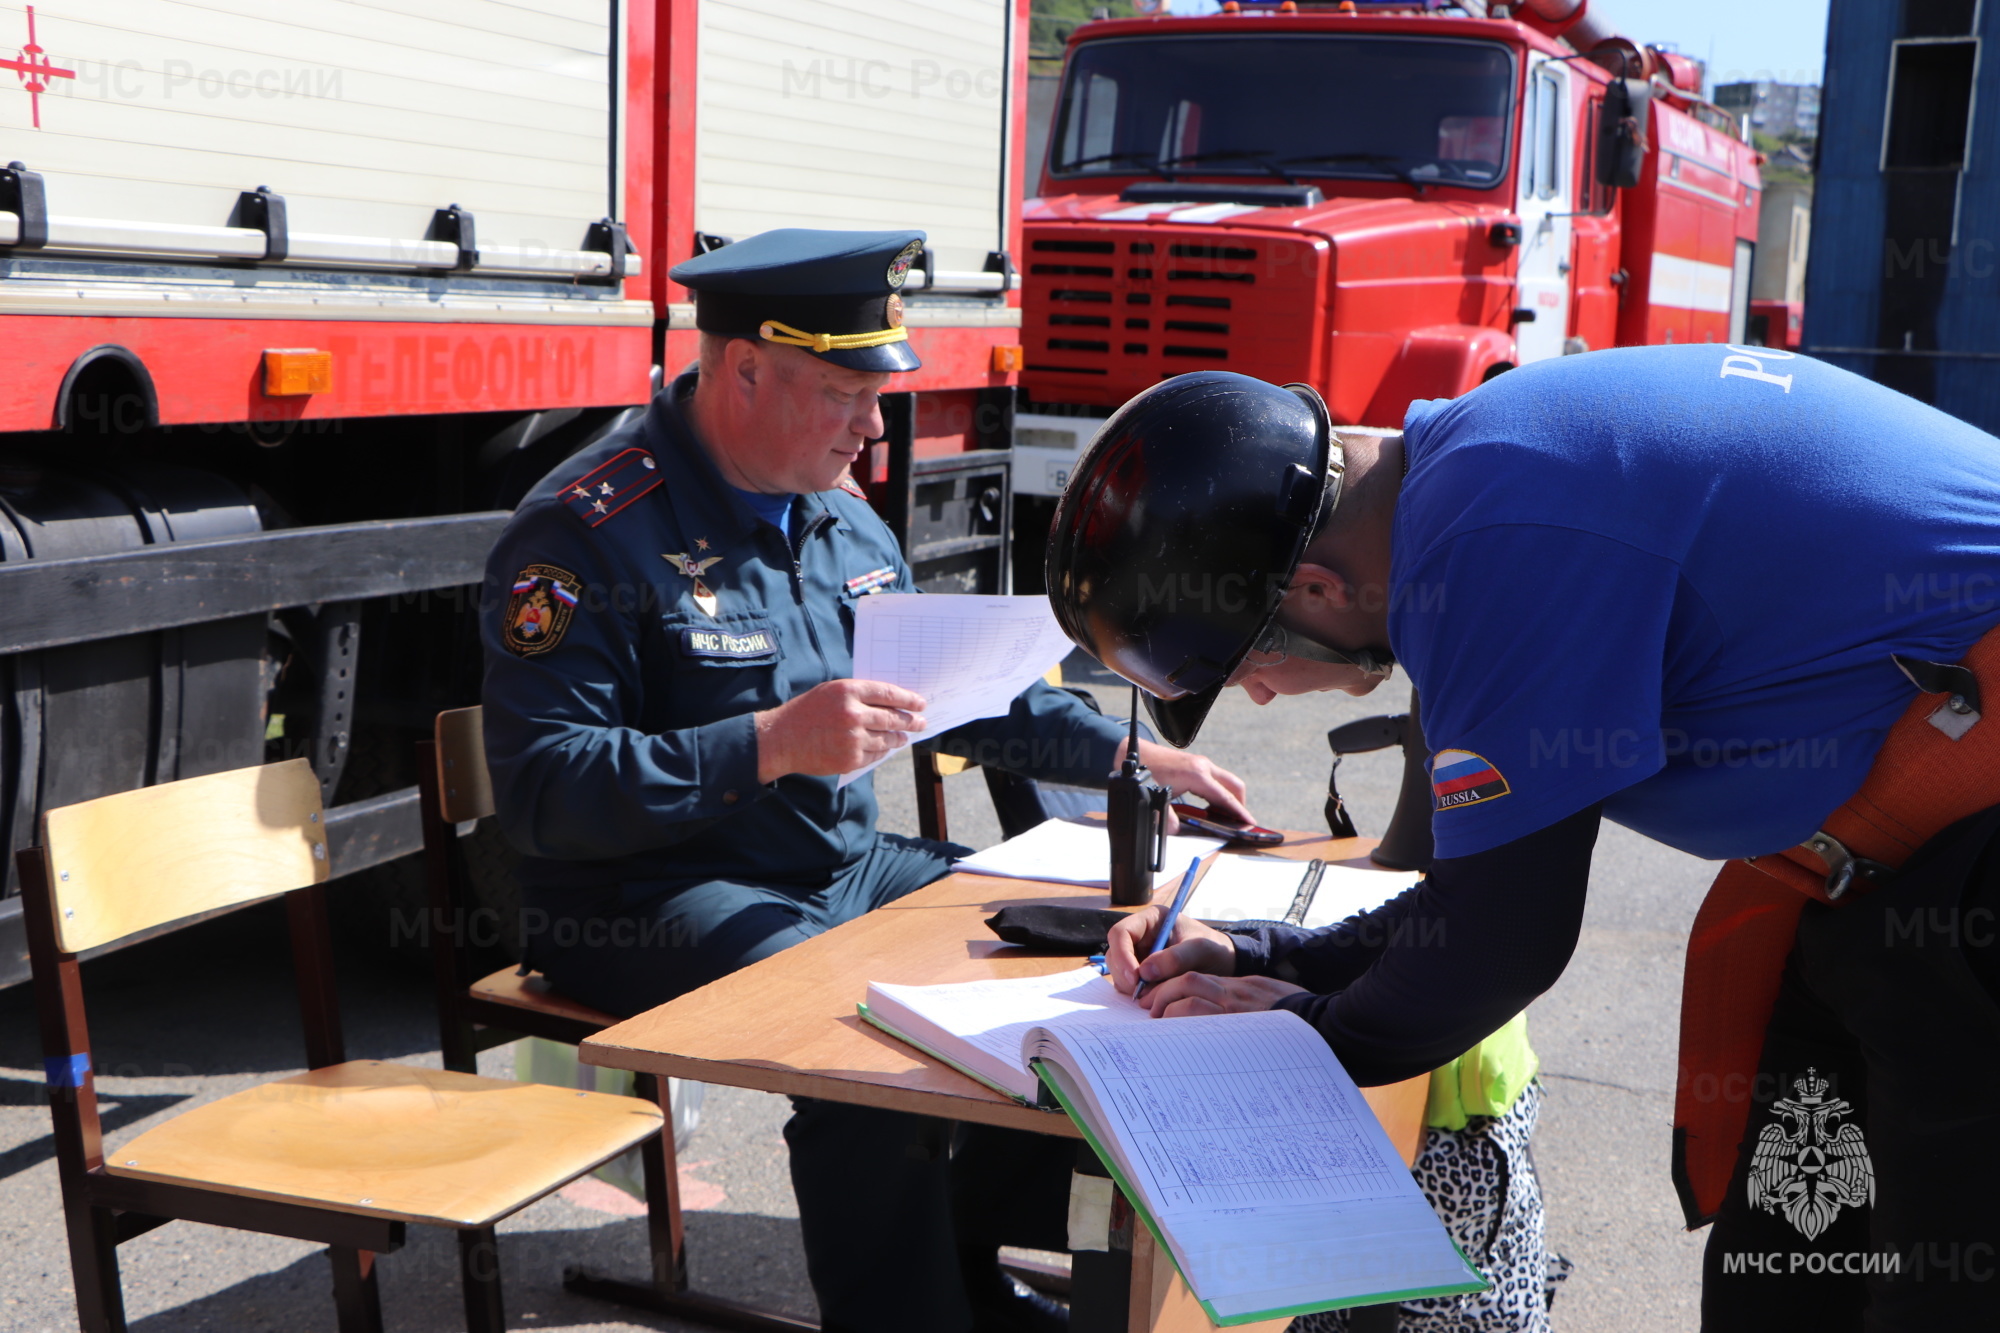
[1224,620,1395,687]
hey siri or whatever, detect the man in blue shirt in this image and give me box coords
[482,229,1250,1333]
[1046,349,2000,1331]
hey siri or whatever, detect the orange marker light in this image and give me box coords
[1280,0,1299,10]
[263,349,332,397]
[991,344,1025,373]
[1220,1,1240,11]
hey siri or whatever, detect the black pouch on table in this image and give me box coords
[983,905,1128,954]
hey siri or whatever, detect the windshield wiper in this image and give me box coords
[1059,149,1164,172]
[1159,150,1301,184]
[1276,152,1421,187]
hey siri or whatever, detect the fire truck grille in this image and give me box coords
[1023,229,1321,397]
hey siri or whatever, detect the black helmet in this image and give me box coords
[1047,371,1369,747]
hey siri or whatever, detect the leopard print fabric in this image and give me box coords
[1291,1078,1571,1333]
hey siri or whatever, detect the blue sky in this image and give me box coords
[1587,0,1829,87]
[1165,1,1832,91]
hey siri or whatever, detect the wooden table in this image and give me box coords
[582,831,1430,1332]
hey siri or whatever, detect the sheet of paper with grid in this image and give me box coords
[1056,1013,1404,1211]
[840,594,1080,787]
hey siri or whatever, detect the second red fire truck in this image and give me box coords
[1010,0,1766,553]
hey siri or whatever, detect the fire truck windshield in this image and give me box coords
[1050,35,1518,191]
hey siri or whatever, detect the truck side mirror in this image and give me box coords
[1594,78,1650,190]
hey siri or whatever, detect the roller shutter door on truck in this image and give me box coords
[0,0,630,278]
[696,0,1011,289]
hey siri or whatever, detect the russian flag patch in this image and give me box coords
[1432,749,1510,811]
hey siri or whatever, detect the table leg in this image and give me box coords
[1067,1149,1133,1333]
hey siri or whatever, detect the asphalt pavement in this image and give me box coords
[0,661,1713,1331]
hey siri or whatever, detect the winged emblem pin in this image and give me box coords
[665,552,724,580]
[665,550,726,618]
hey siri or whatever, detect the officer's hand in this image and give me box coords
[1118,740,1256,831]
[1138,971,1310,1020]
[755,679,927,783]
[1105,904,1236,994]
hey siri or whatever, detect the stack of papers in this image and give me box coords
[951,818,1224,891]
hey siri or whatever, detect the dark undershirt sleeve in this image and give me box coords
[1227,804,1603,1086]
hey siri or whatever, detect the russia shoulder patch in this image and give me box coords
[559,447,662,528]
[1432,749,1510,811]
[504,564,582,656]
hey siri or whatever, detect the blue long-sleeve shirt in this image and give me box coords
[480,374,1126,891]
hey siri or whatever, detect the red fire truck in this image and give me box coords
[1009,0,1763,544]
[0,0,1030,981]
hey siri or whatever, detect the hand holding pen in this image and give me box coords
[1132,855,1204,1001]
[1104,856,1232,1000]
[1104,856,1309,1016]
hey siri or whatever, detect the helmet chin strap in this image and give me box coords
[1253,621,1396,680]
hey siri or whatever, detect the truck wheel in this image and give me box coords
[1480,362,1515,382]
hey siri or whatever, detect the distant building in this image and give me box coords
[1755,181,1813,306]
[1714,81,1822,141]
[1807,0,2000,431]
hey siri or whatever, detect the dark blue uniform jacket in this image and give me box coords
[480,374,1125,892]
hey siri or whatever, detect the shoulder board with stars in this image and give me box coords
[837,474,868,500]
[560,447,662,528]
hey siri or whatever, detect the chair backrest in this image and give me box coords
[41,758,328,954]
[24,758,349,1244]
[435,706,495,824]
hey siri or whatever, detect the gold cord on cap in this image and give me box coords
[758,319,910,353]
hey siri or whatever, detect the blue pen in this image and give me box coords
[1132,855,1205,1001]
[1087,953,1108,975]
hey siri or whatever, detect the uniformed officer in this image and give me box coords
[1043,353,2000,1332]
[479,228,1252,1333]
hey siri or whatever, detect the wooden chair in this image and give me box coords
[911,746,972,843]
[21,758,666,1333]
[420,706,813,1332]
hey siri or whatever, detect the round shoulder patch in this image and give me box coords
[504,564,582,656]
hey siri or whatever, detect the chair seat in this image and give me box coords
[106,1060,662,1228]
[471,967,621,1028]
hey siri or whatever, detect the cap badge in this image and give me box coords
[885,293,904,329]
[666,550,726,618]
[886,239,922,291]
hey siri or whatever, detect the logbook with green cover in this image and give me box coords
[1024,1010,1486,1325]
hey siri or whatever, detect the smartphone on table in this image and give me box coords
[1171,802,1285,846]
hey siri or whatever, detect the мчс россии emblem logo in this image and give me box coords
[1746,1068,1875,1241]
